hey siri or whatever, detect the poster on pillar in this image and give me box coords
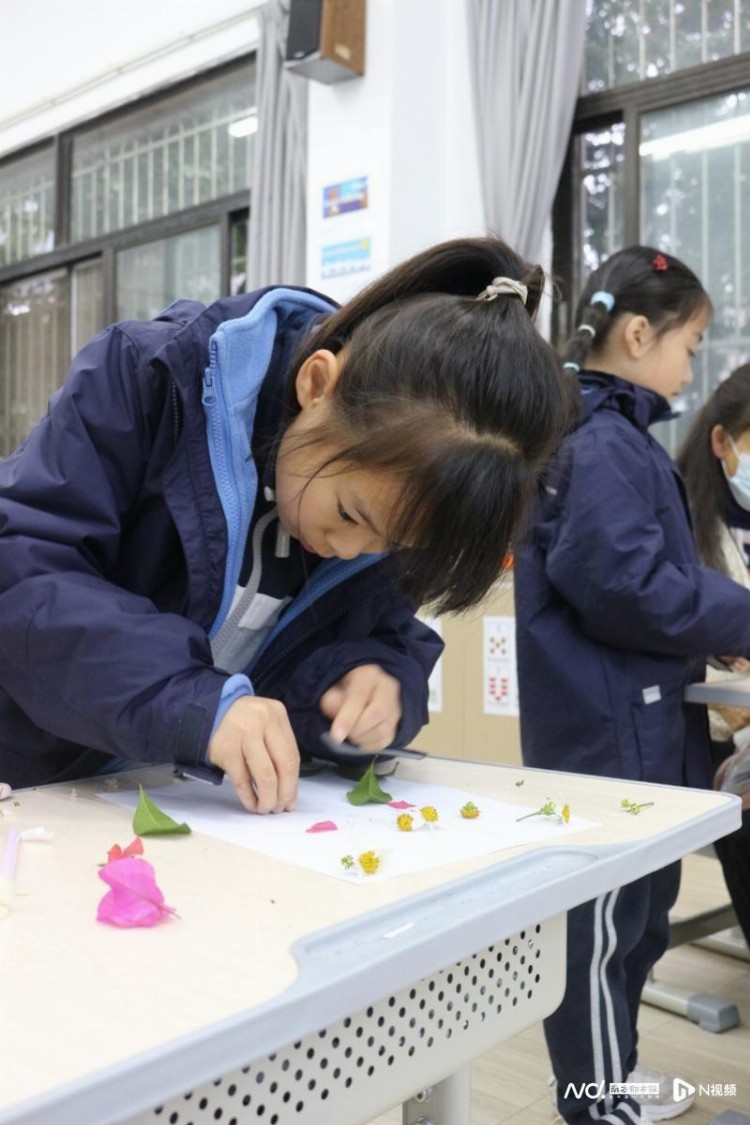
[313,169,377,301]
[483,615,519,716]
[307,130,391,303]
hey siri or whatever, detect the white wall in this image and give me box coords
[305,0,484,301]
[0,0,262,156]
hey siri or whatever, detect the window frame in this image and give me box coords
[552,51,750,347]
[0,54,254,325]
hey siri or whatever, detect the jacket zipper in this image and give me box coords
[202,340,247,639]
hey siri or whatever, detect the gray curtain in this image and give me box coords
[247,0,308,288]
[468,0,587,263]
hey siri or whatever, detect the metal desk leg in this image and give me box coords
[641,974,740,1032]
[402,1066,471,1125]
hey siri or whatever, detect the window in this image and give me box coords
[555,2,750,454]
[0,146,55,268]
[0,57,254,458]
[0,269,69,454]
[586,0,750,91]
[71,68,254,242]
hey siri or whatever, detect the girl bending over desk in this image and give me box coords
[0,237,572,814]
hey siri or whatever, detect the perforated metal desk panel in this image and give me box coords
[0,759,739,1125]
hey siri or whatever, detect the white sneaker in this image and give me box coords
[548,1065,695,1122]
[626,1064,696,1121]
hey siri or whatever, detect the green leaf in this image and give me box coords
[133,784,191,836]
[346,760,392,805]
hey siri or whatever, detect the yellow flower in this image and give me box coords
[420,805,439,823]
[517,798,570,825]
[460,801,480,819]
[358,850,380,875]
[396,813,414,832]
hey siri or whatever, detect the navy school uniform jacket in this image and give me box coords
[0,288,442,788]
[514,370,750,789]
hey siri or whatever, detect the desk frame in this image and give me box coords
[0,762,740,1125]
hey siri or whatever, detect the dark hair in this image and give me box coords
[564,245,712,373]
[677,363,750,573]
[285,236,578,614]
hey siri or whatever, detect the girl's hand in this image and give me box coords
[710,703,750,733]
[320,664,402,751]
[207,696,300,813]
[717,656,750,673]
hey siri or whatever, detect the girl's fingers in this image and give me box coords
[347,713,398,751]
[225,763,259,813]
[264,713,300,811]
[319,684,346,719]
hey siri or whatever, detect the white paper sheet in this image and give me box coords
[99,773,598,884]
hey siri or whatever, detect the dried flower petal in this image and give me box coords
[96,857,175,928]
[106,838,144,863]
[460,801,480,819]
[306,820,338,833]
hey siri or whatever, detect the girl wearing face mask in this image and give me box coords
[677,361,750,952]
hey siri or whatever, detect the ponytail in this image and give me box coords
[563,246,711,373]
[563,290,616,373]
[292,237,547,378]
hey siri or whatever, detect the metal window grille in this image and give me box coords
[0,148,55,269]
[71,64,255,242]
[0,269,70,455]
[585,0,750,92]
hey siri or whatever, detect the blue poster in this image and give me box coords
[322,176,369,219]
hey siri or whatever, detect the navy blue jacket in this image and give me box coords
[515,371,750,789]
[0,289,442,788]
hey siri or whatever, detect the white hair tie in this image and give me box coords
[477,277,528,306]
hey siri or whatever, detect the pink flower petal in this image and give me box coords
[388,800,415,809]
[306,820,338,833]
[96,857,175,928]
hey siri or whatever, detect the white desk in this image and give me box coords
[0,759,739,1125]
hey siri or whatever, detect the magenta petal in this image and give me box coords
[388,800,415,809]
[306,820,338,833]
[96,857,175,928]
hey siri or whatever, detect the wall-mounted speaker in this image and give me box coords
[285,0,366,84]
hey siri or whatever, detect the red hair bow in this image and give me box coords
[652,254,669,272]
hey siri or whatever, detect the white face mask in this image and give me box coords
[723,434,750,511]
